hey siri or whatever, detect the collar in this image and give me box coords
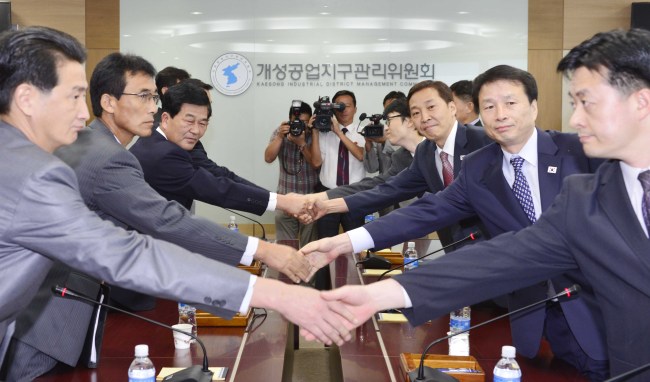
[501,128,538,167]
[156,126,168,140]
[436,120,459,156]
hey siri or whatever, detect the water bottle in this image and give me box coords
[493,345,522,382]
[403,242,418,271]
[227,215,238,232]
[177,302,197,341]
[449,306,471,356]
[128,344,155,382]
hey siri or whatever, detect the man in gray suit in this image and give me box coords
[0,26,354,381]
[4,52,315,380]
[303,98,422,206]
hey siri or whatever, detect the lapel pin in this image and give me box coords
[460,155,466,160]
[547,166,557,174]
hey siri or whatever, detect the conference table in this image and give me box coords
[35,239,588,382]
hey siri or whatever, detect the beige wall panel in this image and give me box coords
[563,0,632,49]
[85,0,119,49]
[529,0,564,50]
[11,0,85,43]
[85,48,118,114]
[528,49,564,131]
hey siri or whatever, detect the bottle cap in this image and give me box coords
[501,345,516,358]
[135,344,149,357]
[229,215,236,221]
[407,242,415,248]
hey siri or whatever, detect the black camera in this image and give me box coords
[313,96,346,132]
[288,100,305,137]
[360,113,384,138]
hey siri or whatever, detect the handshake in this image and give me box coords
[276,192,349,225]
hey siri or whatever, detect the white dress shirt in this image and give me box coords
[318,123,366,189]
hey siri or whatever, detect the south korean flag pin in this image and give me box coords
[547,166,557,174]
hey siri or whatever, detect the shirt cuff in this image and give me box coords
[347,227,375,253]
[267,192,278,211]
[401,285,413,308]
[238,275,257,314]
[240,237,259,266]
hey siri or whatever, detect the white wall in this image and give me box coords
[121,0,527,224]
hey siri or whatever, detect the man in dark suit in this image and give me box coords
[302,98,423,208]
[3,52,314,380]
[305,80,492,248]
[0,26,354,382]
[308,28,650,380]
[130,85,305,216]
[450,79,482,126]
[303,65,608,379]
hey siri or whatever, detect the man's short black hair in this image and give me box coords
[90,53,156,117]
[155,66,190,96]
[406,80,454,107]
[383,90,406,106]
[383,97,410,119]
[162,81,212,119]
[557,28,650,96]
[0,26,86,114]
[289,101,312,119]
[472,65,538,114]
[450,80,473,103]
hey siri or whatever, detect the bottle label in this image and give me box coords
[493,375,521,382]
[450,317,470,331]
[128,369,155,381]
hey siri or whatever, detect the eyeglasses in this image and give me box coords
[385,114,403,126]
[121,92,160,104]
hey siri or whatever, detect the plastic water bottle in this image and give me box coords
[178,302,197,341]
[449,306,471,355]
[227,215,238,232]
[493,345,522,382]
[128,344,155,382]
[403,242,418,271]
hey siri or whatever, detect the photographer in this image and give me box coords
[265,101,321,245]
[312,90,366,238]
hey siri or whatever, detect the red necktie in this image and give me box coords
[440,151,453,188]
[336,128,349,186]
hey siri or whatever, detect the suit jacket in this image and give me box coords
[190,141,265,190]
[344,124,492,247]
[0,121,250,366]
[366,129,606,359]
[326,147,413,199]
[12,120,251,365]
[130,131,270,213]
[394,160,650,377]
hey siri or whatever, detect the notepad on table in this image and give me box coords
[362,269,402,277]
[157,367,228,381]
[377,312,408,323]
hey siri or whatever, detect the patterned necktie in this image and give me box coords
[638,170,650,235]
[510,156,536,223]
[440,151,454,187]
[336,128,349,186]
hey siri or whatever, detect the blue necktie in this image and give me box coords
[510,156,536,223]
[638,170,650,235]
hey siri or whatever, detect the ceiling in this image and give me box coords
[121,0,528,58]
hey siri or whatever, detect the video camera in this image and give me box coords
[313,96,346,132]
[288,100,306,136]
[359,113,385,138]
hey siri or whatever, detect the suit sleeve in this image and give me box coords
[9,162,250,318]
[92,149,248,266]
[191,142,266,191]
[154,147,270,215]
[364,164,478,249]
[342,156,428,218]
[394,179,579,326]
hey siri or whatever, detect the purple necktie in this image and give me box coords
[638,170,650,235]
[336,128,349,186]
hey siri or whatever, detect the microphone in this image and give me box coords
[605,363,650,382]
[223,208,267,241]
[359,112,368,121]
[409,284,582,382]
[375,231,481,281]
[52,285,214,382]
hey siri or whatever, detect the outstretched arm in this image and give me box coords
[254,240,313,283]
[299,233,354,273]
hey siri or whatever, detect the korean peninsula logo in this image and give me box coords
[210,52,253,96]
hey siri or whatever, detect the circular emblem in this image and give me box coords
[210,53,253,96]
